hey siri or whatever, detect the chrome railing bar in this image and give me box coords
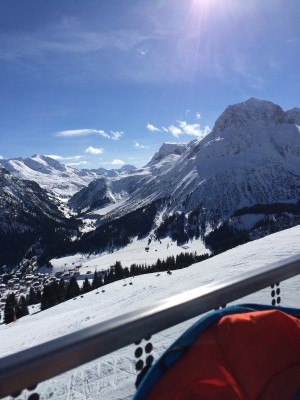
[0,254,299,398]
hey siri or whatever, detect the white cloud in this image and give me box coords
[46,154,83,160]
[0,155,4,160]
[85,146,104,155]
[196,112,202,120]
[178,121,201,136]
[46,154,64,160]
[111,131,123,141]
[162,121,211,139]
[138,49,148,55]
[66,161,88,166]
[178,121,211,138]
[54,129,110,138]
[134,142,149,149]
[54,128,124,140]
[146,123,161,132]
[167,125,182,137]
[109,159,124,165]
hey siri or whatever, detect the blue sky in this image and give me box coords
[0,0,299,169]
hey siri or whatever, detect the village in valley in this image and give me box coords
[0,257,99,323]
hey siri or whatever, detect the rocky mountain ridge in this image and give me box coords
[0,154,136,198]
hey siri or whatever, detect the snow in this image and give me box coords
[87,199,128,216]
[0,225,299,399]
[0,155,138,199]
[50,236,208,272]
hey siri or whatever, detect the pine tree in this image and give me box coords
[41,283,56,310]
[82,277,92,293]
[114,261,124,280]
[92,271,101,289]
[4,293,17,324]
[36,289,42,303]
[57,278,66,303]
[27,287,38,305]
[65,276,80,299]
[16,295,29,319]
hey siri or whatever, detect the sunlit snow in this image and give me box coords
[0,225,299,400]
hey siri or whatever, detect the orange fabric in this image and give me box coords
[147,310,300,400]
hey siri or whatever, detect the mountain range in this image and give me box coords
[1,98,299,267]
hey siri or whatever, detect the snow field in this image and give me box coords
[0,225,299,399]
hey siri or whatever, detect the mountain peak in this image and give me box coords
[146,142,188,167]
[213,98,285,132]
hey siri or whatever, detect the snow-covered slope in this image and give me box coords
[0,225,299,400]
[146,142,188,170]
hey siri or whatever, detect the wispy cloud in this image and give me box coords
[46,154,83,160]
[54,129,110,138]
[232,53,265,90]
[0,16,203,84]
[134,142,149,149]
[165,125,182,137]
[146,123,161,132]
[0,18,150,61]
[178,121,209,137]
[162,121,211,139]
[66,161,88,166]
[196,112,202,120]
[54,128,123,140]
[0,155,4,160]
[85,146,104,155]
[111,131,123,141]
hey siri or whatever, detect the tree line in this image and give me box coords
[3,251,210,322]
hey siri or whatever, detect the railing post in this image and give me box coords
[271,282,281,305]
[135,336,154,388]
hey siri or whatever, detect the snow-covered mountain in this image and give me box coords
[1,98,299,266]
[72,98,300,254]
[1,225,300,400]
[68,142,186,214]
[118,98,300,217]
[0,155,136,198]
[0,166,80,266]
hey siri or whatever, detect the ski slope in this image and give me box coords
[1,225,300,400]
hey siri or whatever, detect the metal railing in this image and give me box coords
[0,254,300,398]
